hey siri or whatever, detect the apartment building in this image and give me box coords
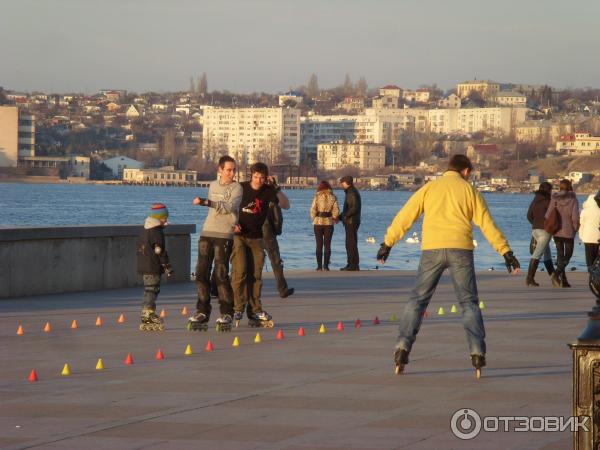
[202,106,300,165]
[495,91,526,107]
[403,89,431,104]
[317,142,386,171]
[456,80,500,100]
[556,133,600,154]
[0,105,35,167]
[372,85,402,109]
[516,121,574,144]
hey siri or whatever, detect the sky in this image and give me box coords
[1,0,599,94]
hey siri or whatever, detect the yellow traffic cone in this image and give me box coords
[61,363,71,376]
[184,344,193,355]
[390,313,398,321]
[95,358,104,370]
[319,324,326,333]
[254,333,261,343]
[438,307,445,316]
[232,336,240,347]
[479,301,486,310]
[450,305,458,313]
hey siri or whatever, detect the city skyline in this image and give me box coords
[1,0,600,94]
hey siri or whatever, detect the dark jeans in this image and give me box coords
[554,237,574,274]
[344,222,360,268]
[141,274,161,311]
[396,249,485,356]
[314,225,334,268]
[195,237,234,317]
[263,228,289,295]
[231,235,266,316]
[585,243,600,268]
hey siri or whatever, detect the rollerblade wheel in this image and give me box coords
[266,320,274,328]
[139,324,146,331]
[158,324,165,331]
[395,364,404,375]
[186,322,193,331]
[475,368,481,380]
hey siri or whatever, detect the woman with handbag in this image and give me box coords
[545,179,579,288]
[310,180,340,271]
[525,182,555,286]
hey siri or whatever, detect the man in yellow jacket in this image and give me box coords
[376,155,520,376]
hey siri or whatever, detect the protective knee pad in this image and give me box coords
[145,284,160,295]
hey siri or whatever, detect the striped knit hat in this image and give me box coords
[149,203,169,220]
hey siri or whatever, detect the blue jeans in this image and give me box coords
[396,249,486,356]
[531,228,552,262]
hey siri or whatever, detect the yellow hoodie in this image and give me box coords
[384,171,511,255]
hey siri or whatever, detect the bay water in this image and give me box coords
[0,182,591,272]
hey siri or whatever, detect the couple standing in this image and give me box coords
[310,175,362,271]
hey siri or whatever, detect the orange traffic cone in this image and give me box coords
[155,349,165,360]
[160,309,167,318]
[276,329,284,340]
[28,369,38,382]
[337,321,344,331]
[70,320,78,329]
[117,314,125,324]
[205,340,214,352]
[355,319,362,328]
[17,325,24,335]
[43,322,52,333]
[181,306,188,316]
[95,316,102,327]
[124,353,134,365]
[298,327,305,336]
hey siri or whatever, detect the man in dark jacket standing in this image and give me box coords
[339,175,361,271]
[525,181,555,286]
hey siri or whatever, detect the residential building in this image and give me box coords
[337,96,365,114]
[278,92,303,107]
[19,155,90,179]
[317,142,386,171]
[568,171,593,184]
[454,107,527,136]
[516,120,574,144]
[495,91,526,107]
[301,115,358,163]
[402,89,431,104]
[456,80,500,100]
[556,132,600,154]
[0,106,35,167]
[372,85,402,109]
[102,156,144,179]
[438,94,461,109]
[202,106,300,165]
[466,144,502,167]
[123,166,197,184]
[125,105,140,118]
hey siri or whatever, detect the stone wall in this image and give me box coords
[0,224,195,298]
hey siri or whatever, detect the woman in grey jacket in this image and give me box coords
[545,179,579,288]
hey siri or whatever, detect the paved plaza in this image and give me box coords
[0,269,591,449]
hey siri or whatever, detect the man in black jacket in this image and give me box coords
[339,175,362,271]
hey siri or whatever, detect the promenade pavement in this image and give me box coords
[0,269,591,449]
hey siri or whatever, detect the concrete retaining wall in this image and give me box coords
[0,224,196,298]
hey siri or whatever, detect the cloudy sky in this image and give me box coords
[1,0,599,94]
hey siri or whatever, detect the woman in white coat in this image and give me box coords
[579,190,600,268]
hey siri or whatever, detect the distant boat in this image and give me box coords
[365,236,376,244]
[406,232,420,244]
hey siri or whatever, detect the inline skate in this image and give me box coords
[471,354,486,380]
[394,349,409,375]
[248,311,274,328]
[140,308,165,331]
[187,312,209,331]
[215,314,233,332]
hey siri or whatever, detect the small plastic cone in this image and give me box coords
[95,358,104,370]
[181,306,188,315]
[479,301,486,310]
[232,336,240,347]
[205,340,214,352]
[319,324,326,334]
[124,353,134,365]
[184,344,193,356]
[254,332,262,343]
[155,349,165,360]
[450,305,458,313]
[95,316,102,327]
[276,329,284,340]
[43,322,51,333]
[337,321,344,331]
[117,314,125,323]
[160,309,167,318]
[28,369,38,382]
[298,327,305,336]
[390,313,398,322]
[17,325,24,335]
[355,319,362,328]
[373,316,380,325]
[61,363,71,376]
[70,320,78,329]
[438,307,445,316]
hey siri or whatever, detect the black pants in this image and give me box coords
[195,236,234,317]
[554,237,574,274]
[263,228,289,295]
[314,225,334,268]
[344,222,360,268]
[585,243,600,268]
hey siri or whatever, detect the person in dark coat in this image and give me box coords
[339,175,361,271]
[525,182,555,286]
[545,179,579,288]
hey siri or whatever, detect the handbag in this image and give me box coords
[543,201,561,235]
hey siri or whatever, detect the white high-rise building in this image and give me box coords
[0,106,35,167]
[202,107,300,165]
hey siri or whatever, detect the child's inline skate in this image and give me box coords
[140,308,165,331]
[248,311,274,328]
[187,312,209,331]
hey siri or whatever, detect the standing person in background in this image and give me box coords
[262,176,294,299]
[579,189,600,269]
[546,179,579,288]
[525,182,555,286]
[310,180,340,271]
[188,155,242,332]
[339,175,361,271]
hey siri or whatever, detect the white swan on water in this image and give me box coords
[405,232,419,244]
[365,236,376,244]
